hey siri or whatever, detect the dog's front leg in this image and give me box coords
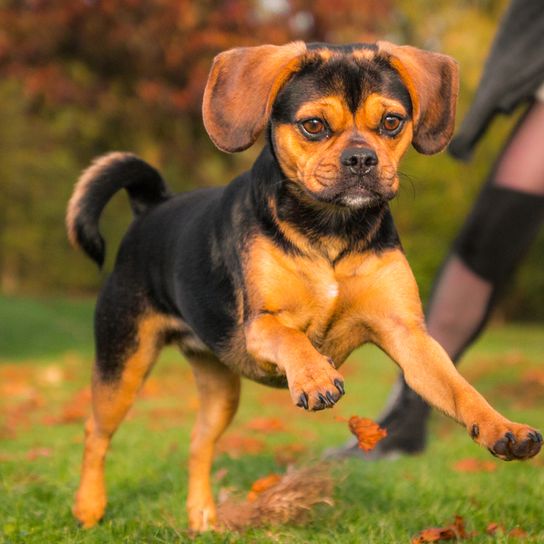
[246,314,345,410]
[362,250,542,460]
[378,324,542,459]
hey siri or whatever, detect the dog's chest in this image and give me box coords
[246,237,378,360]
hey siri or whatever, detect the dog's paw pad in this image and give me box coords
[489,427,542,461]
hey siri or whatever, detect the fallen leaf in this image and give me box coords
[0,365,37,398]
[247,473,282,501]
[216,434,265,458]
[62,388,91,423]
[274,443,306,465]
[26,447,52,461]
[347,416,387,452]
[452,458,497,473]
[522,369,544,386]
[3,394,45,437]
[245,417,285,433]
[486,522,505,535]
[486,523,528,538]
[145,406,187,430]
[508,527,528,538]
[411,515,472,543]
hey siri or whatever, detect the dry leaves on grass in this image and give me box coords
[26,447,52,461]
[413,517,529,542]
[217,464,333,531]
[59,387,91,423]
[245,417,286,433]
[1,394,45,438]
[411,515,474,543]
[486,523,528,538]
[41,387,91,426]
[216,433,265,458]
[452,458,497,473]
[247,473,282,501]
[337,416,387,452]
[274,443,307,466]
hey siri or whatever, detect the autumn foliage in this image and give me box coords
[0,0,394,294]
[0,0,392,116]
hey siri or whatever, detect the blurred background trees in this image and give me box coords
[0,0,542,319]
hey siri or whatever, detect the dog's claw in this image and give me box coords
[528,431,543,443]
[505,431,516,443]
[317,393,328,409]
[470,424,479,439]
[296,393,309,410]
[326,357,336,368]
[334,379,345,396]
[326,391,336,405]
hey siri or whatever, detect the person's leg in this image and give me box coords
[328,102,544,459]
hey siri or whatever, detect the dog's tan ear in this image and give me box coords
[378,41,459,155]
[202,42,307,153]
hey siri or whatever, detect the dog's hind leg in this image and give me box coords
[73,295,173,528]
[186,353,240,532]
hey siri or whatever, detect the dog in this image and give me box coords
[67,41,542,532]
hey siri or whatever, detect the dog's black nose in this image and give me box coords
[341,147,378,172]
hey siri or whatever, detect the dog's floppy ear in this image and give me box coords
[378,41,459,155]
[202,42,306,153]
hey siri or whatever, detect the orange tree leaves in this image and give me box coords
[0,0,394,294]
[0,1,393,116]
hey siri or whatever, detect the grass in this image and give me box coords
[1,294,544,543]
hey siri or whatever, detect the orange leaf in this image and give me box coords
[508,527,528,538]
[274,443,306,466]
[59,387,91,423]
[216,434,265,458]
[347,416,387,452]
[486,522,505,535]
[245,417,285,433]
[247,473,281,501]
[412,515,472,543]
[486,523,528,538]
[452,458,497,473]
[26,447,52,461]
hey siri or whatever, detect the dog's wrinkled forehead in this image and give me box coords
[272,44,412,122]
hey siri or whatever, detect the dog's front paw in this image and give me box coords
[287,356,345,411]
[471,421,542,461]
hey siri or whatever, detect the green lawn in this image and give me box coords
[1,295,544,543]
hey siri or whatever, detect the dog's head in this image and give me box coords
[203,41,458,208]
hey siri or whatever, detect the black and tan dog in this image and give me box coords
[67,41,542,532]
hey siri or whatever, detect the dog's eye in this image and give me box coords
[299,118,328,140]
[381,114,404,135]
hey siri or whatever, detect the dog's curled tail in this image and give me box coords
[66,152,171,268]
